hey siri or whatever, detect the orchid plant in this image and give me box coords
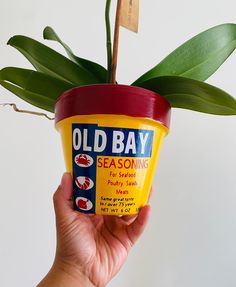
[0,1,236,116]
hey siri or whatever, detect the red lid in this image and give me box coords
[55,84,171,129]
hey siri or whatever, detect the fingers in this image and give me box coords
[126,205,151,247]
[53,173,73,219]
[121,214,137,224]
[121,188,153,224]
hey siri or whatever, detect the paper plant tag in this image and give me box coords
[120,0,139,33]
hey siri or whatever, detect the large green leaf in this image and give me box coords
[7,35,100,86]
[0,67,75,112]
[43,26,108,83]
[133,23,236,85]
[134,76,236,115]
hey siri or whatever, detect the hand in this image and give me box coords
[38,173,151,287]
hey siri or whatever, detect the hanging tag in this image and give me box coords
[120,0,139,33]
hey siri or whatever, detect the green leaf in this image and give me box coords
[43,26,108,82]
[7,35,100,86]
[133,23,236,85]
[134,76,236,115]
[0,67,75,112]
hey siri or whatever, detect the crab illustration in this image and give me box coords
[76,154,91,166]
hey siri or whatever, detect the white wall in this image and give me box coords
[0,1,235,286]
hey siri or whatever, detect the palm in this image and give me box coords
[54,174,150,287]
[57,211,141,286]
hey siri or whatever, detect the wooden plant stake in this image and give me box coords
[111,0,123,84]
[111,0,140,83]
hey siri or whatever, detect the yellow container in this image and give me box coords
[55,84,171,215]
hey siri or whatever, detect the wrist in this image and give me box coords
[37,260,95,287]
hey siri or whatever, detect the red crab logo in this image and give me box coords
[77,154,90,166]
[75,176,94,190]
[75,154,94,167]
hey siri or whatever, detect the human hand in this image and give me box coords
[38,173,151,287]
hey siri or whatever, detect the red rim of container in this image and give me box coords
[55,84,171,129]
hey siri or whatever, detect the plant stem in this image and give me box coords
[111,0,122,84]
[105,0,112,83]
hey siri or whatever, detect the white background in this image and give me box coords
[0,1,236,286]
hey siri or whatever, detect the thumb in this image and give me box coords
[53,173,74,219]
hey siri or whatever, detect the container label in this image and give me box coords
[72,123,154,214]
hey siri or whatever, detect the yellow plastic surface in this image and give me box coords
[56,114,168,215]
